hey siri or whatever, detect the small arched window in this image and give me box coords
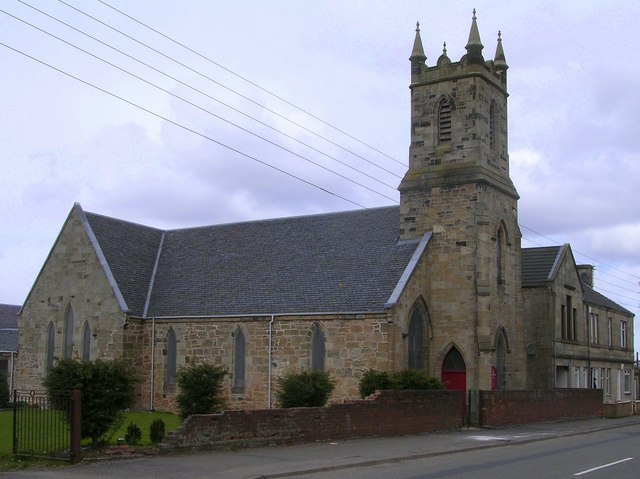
[408,308,425,370]
[63,305,74,359]
[46,321,55,372]
[82,321,91,362]
[165,328,177,389]
[489,101,497,150]
[233,328,246,389]
[311,324,325,371]
[438,98,452,143]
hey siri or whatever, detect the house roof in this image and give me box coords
[521,246,633,317]
[83,206,423,318]
[521,246,563,288]
[0,304,19,353]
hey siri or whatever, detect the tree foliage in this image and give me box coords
[358,369,444,398]
[149,418,166,443]
[276,370,335,408]
[43,358,139,446]
[175,363,227,419]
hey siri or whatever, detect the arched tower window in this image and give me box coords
[408,308,425,370]
[489,101,497,150]
[311,324,325,371]
[82,321,91,362]
[165,328,177,389]
[46,321,55,372]
[63,305,74,359]
[496,226,505,285]
[233,328,246,390]
[438,98,452,143]
[495,330,507,390]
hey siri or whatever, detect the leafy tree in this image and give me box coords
[149,418,166,443]
[358,369,443,398]
[276,370,335,408]
[43,358,139,446]
[175,363,227,419]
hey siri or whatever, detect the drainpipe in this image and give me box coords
[150,317,156,411]
[268,315,275,408]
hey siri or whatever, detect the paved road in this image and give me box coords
[3,417,640,479]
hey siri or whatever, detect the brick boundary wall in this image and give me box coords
[479,389,603,428]
[161,389,465,452]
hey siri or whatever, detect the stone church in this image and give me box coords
[14,13,633,411]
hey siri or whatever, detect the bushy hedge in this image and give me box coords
[176,363,227,419]
[276,370,335,408]
[149,418,166,443]
[43,358,139,446]
[359,369,443,398]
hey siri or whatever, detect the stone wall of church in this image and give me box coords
[14,209,126,392]
[135,313,392,413]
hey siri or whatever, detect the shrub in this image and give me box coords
[149,418,166,444]
[358,369,443,397]
[276,370,335,408]
[43,358,139,446]
[176,363,227,419]
[125,422,142,445]
[358,369,393,398]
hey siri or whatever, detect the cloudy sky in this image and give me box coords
[1,1,638,348]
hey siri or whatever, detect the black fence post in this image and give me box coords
[70,389,81,464]
[12,389,17,455]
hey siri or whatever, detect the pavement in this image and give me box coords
[6,416,640,478]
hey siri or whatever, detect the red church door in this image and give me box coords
[441,347,466,391]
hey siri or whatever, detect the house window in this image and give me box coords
[233,328,246,390]
[563,296,576,341]
[604,368,611,396]
[607,317,613,347]
[311,324,325,371]
[621,321,627,349]
[624,369,632,393]
[438,98,452,143]
[408,308,425,370]
[573,367,580,388]
[591,367,602,389]
[165,328,177,389]
[82,321,91,362]
[63,305,74,359]
[46,321,55,372]
[590,313,599,345]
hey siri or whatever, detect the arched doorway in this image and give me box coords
[441,347,466,391]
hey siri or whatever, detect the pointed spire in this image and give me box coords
[410,21,427,64]
[465,9,485,65]
[494,30,508,71]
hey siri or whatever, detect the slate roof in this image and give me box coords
[521,246,563,288]
[582,283,633,316]
[0,304,19,353]
[84,206,421,318]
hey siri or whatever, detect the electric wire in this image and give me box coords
[0,41,369,210]
[51,0,404,178]
[96,0,407,168]
[16,0,401,192]
[3,9,399,204]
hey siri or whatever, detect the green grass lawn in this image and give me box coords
[0,409,182,470]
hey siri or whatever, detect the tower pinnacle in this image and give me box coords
[465,9,484,65]
[494,31,508,72]
[410,21,427,64]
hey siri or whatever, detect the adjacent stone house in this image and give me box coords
[0,304,19,398]
[13,12,633,411]
[523,245,634,401]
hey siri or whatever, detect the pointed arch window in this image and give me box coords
[311,325,325,371]
[46,321,55,372]
[165,328,177,389]
[489,101,497,150]
[233,328,246,390]
[496,226,505,285]
[63,305,74,359]
[408,308,425,370]
[438,98,452,143]
[82,321,91,362]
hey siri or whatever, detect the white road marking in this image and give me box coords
[574,457,633,476]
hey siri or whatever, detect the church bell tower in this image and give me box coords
[399,11,525,390]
